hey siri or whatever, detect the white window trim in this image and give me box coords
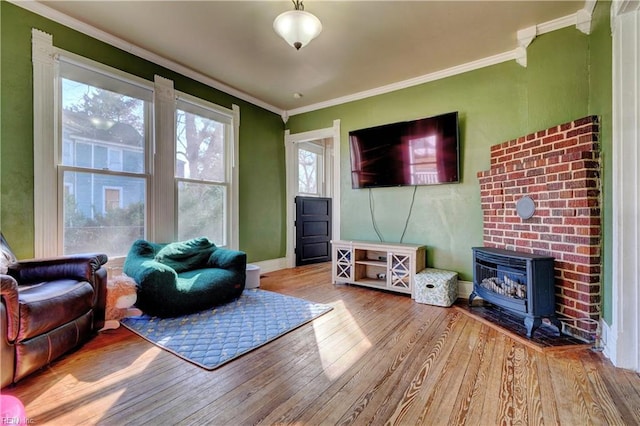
[34,29,154,257]
[33,29,240,257]
[152,75,176,244]
[153,79,239,249]
[32,29,57,257]
[173,91,239,248]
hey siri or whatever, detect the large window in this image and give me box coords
[34,33,239,258]
[58,59,151,257]
[175,95,233,245]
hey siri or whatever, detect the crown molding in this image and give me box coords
[11,0,593,121]
[9,0,284,116]
[288,8,590,117]
[287,48,521,116]
[576,0,597,34]
[536,13,577,35]
[516,26,537,67]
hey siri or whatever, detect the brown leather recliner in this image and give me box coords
[1,253,108,388]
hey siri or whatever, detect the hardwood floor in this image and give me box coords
[4,263,640,425]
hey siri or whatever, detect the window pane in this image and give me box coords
[108,149,123,171]
[177,181,225,245]
[63,171,145,257]
[298,148,318,194]
[176,109,225,182]
[76,143,93,168]
[61,79,146,173]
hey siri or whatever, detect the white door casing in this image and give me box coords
[284,120,341,268]
[607,0,640,372]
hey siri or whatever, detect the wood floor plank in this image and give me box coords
[349,309,456,425]
[290,303,446,425]
[414,315,482,425]
[180,283,419,425]
[2,262,639,425]
[531,351,561,425]
[446,322,492,425]
[258,293,428,425]
[478,324,510,424]
[134,323,329,424]
[329,308,452,425]
[383,311,468,424]
[583,349,640,424]
[460,326,501,425]
[547,354,597,424]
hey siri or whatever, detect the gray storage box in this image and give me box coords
[414,268,458,307]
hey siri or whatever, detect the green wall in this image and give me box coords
[287,3,612,309]
[0,2,286,262]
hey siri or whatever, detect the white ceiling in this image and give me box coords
[29,1,587,114]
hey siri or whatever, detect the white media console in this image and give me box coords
[331,240,426,297]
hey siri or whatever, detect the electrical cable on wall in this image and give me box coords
[400,185,418,243]
[369,188,384,242]
[369,186,417,243]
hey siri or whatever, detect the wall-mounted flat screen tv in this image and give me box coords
[349,111,460,189]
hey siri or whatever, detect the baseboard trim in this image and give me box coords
[600,319,613,361]
[251,258,289,274]
[458,280,474,299]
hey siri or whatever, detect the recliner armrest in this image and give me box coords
[9,253,108,284]
[1,275,19,341]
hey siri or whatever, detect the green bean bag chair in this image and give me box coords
[124,237,246,317]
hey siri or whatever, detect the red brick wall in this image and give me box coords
[477,116,601,337]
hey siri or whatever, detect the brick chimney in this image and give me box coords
[477,116,601,338]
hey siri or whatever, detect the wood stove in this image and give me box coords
[469,247,561,338]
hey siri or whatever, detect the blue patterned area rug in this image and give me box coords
[121,289,333,370]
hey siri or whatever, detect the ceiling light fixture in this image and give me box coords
[273,0,322,50]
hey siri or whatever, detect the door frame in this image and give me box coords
[284,119,341,268]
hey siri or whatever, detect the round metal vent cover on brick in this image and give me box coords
[516,195,536,219]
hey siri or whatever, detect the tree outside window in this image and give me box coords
[175,104,229,245]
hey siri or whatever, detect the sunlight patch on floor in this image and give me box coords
[23,346,162,423]
[44,388,128,424]
[313,300,372,380]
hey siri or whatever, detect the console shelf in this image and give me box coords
[332,240,426,297]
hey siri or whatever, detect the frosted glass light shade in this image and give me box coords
[273,10,322,50]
